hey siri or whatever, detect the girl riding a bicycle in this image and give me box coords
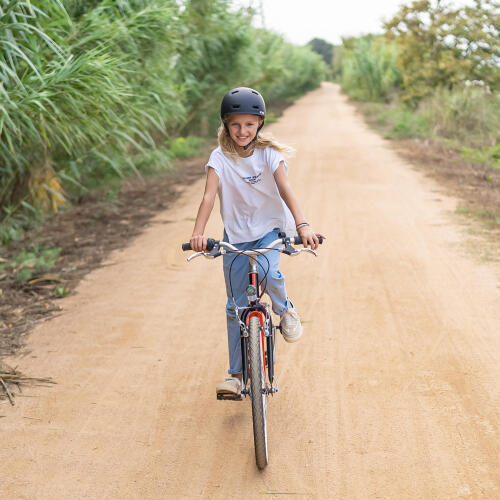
[189,87,324,396]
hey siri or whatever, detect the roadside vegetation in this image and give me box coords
[0,0,326,359]
[328,0,499,231]
[0,0,326,250]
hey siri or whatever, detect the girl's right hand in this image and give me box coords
[190,234,207,252]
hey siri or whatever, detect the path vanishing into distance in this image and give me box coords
[1,83,499,499]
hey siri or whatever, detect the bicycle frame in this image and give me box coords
[238,257,277,398]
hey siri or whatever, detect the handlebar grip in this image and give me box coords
[206,238,216,251]
[181,238,217,252]
[293,236,323,245]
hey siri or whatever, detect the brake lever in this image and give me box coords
[186,244,221,262]
[290,248,318,257]
[187,251,205,262]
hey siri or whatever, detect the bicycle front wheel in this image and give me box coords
[249,315,268,469]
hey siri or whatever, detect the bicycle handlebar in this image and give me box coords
[181,235,323,253]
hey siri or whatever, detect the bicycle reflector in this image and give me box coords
[246,285,257,301]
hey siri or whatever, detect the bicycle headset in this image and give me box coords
[220,87,266,150]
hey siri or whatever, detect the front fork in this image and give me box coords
[240,260,278,396]
[240,312,277,394]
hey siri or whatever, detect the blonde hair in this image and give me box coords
[217,119,295,163]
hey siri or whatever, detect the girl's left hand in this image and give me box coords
[297,225,326,250]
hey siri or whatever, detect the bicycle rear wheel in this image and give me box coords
[249,315,268,469]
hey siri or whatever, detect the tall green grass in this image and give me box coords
[422,87,500,149]
[375,106,430,140]
[0,0,181,214]
[363,86,499,170]
[0,0,326,245]
[341,36,402,102]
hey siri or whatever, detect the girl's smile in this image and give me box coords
[226,114,263,150]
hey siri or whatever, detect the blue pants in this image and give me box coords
[223,228,292,374]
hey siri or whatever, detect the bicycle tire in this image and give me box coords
[249,315,269,469]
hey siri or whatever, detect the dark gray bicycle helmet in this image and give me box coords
[220,87,266,149]
[220,87,266,119]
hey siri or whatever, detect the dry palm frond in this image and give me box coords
[0,363,56,406]
[28,159,67,214]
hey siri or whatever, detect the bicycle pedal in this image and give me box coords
[216,392,243,401]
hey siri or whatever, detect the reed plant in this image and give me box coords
[0,1,181,214]
[341,36,402,102]
[0,0,327,245]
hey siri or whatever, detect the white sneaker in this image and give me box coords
[216,377,241,395]
[280,307,303,342]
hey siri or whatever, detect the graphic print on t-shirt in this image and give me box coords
[242,172,262,185]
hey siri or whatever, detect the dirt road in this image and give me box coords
[1,83,499,499]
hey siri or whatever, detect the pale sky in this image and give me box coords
[233,0,429,45]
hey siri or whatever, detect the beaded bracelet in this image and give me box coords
[296,222,309,230]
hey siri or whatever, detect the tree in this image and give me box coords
[308,38,334,65]
[384,0,500,104]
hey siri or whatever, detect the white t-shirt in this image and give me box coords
[205,146,296,244]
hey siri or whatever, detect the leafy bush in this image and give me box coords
[168,137,205,160]
[378,108,430,139]
[341,36,402,102]
[0,205,43,246]
[421,87,500,149]
[0,247,61,284]
[385,0,499,104]
[275,44,326,98]
[461,145,500,170]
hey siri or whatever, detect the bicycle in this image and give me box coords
[182,233,323,469]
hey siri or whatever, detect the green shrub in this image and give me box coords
[0,221,27,247]
[168,137,205,160]
[0,204,43,246]
[461,144,500,170]
[376,107,430,139]
[341,36,402,102]
[125,137,205,177]
[422,87,500,149]
[0,247,62,284]
[367,86,499,166]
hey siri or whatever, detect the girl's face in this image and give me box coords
[226,114,263,148]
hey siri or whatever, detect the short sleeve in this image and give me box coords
[205,148,223,177]
[266,147,288,175]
